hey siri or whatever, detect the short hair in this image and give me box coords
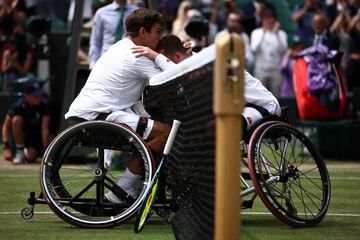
[125,8,164,37]
[260,8,276,19]
[156,34,186,55]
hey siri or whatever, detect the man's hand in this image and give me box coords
[183,41,193,56]
[274,21,280,33]
[131,46,159,61]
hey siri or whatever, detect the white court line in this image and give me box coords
[241,212,360,217]
[1,211,360,217]
[2,174,360,181]
[330,177,360,181]
[0,211,53,215]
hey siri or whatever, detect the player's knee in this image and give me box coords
[148,121,171,153]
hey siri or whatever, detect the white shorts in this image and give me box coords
[105,104,154,139]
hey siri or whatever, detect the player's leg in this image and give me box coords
[12,116,27,164]
[104,111,170,203]
[24,129,43,163]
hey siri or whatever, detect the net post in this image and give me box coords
[214,33,244,240]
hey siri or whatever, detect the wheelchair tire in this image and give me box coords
[248,121,331,227]
[40,121,155,228]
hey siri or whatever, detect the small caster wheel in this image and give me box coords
[21,207,34,220]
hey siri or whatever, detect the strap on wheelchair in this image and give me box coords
[136,116,148,138]
[245,103,271,117]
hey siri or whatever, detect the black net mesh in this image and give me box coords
[144,62,215,240]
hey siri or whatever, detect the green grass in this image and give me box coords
[1,162,360,239]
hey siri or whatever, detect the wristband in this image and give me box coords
[3,142,10,149]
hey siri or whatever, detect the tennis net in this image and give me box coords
[144,45,216,239]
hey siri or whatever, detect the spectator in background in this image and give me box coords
[180,9,209,52]
[0,0,27,40]
[216,11,254,69]
[280,35,304,97]
[171,0,192,37]
[216,0,239,31]
[208,0,239,43]
[326,0,349,25]
[329,1,352,70]
[157,0,181,32]
[1,33,34,89]
[88,0,138,69]
[292,0,324,47]
[2,78,50,164]
[241,0,275,37]
[346,8,360,91]
[312,13,340,50]
[67,0,93,28]
[251,8,288,96]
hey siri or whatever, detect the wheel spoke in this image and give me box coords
[248,122,330,227]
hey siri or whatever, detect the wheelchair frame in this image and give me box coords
[21,117,331,228]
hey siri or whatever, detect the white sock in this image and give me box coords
[117,168,142,198]
[16,144,25,150]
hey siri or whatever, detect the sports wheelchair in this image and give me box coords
[21,111,331,228]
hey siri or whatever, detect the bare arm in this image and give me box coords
[210,0,221,24]
[330,12,345,33]
[348,12,360,33]
[2,115,12,144]
[292,4,308,23]
[1,49,12,73]
[16,52,33,75]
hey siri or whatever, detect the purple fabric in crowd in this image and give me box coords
[280,54,294,97]
[295,44,341,112]
[295,44,335,95]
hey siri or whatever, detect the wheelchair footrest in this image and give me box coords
[27,192,46,205]
[241,200,254,209]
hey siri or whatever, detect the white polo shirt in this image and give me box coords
[250,28,288,71]
[65,38,175,121]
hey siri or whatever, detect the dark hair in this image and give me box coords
[260,8,276,19]
[125,8,164,37]
[156,34,186,54]
[185,15,209,40]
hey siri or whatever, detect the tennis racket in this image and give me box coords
[134,119,181,233]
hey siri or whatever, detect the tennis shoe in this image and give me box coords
[13,150,26,164]
[104,187,138,204]
[104,191,126,204]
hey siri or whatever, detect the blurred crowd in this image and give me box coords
[0,0,359,97]
[0,0,360,164]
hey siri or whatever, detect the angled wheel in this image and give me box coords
[40,121,155,228]
[248,121,331,227]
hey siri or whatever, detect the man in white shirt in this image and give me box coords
[141,34,280,133]
[65,8,176,202]
[251,8,288,96]
[216,11,254,69]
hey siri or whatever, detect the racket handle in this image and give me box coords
[163,120,181,155]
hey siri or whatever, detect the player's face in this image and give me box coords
[144,23,163,50]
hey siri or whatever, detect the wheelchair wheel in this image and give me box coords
[40,121,155,228]
[248,121,331,227]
